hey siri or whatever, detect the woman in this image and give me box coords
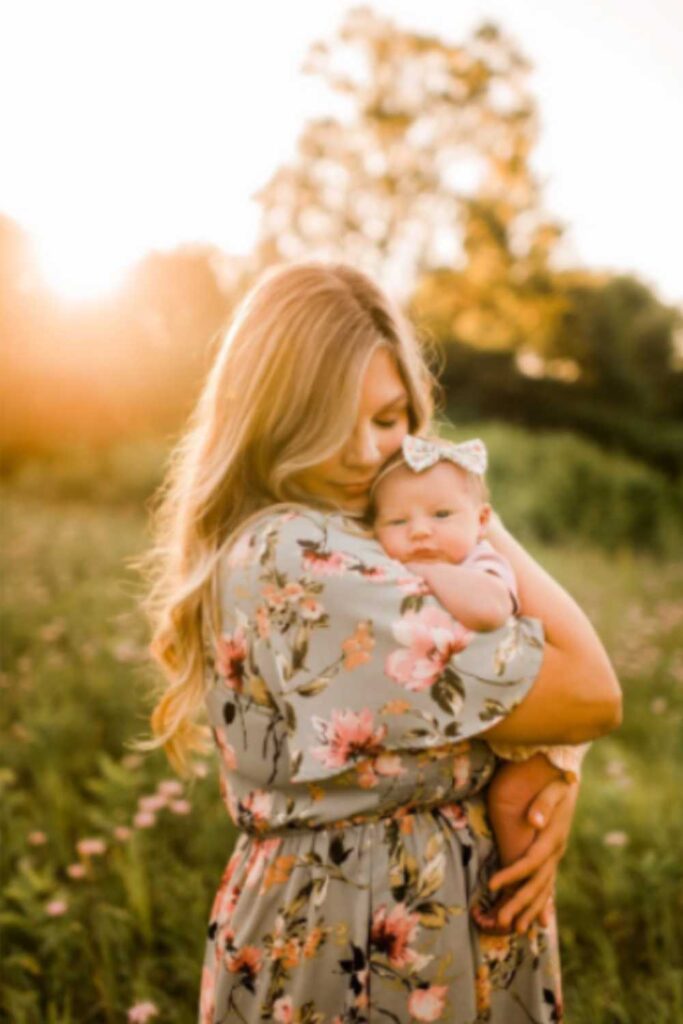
[137,261,621,1023]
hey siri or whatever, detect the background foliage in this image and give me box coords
[1,4,682,1022]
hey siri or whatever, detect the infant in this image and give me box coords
[369,433,588,934]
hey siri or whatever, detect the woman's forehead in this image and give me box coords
[359,348,407,409]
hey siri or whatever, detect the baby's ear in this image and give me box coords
[478,502,492,535]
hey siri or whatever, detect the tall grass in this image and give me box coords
[1,437,682,1022]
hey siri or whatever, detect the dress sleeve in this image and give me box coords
[220,509,545,784]
[461,540,520,615]
[486,739,591,783]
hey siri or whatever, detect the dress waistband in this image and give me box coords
[241,796,473,840]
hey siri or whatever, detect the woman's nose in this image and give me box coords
[343,424,382,468]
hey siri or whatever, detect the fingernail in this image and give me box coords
[532,812,544,826]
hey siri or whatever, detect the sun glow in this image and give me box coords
[31,225,140,301]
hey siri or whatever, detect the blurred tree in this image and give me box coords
[546,273,682,416]
[253,4,566,351]
[0,230,243,455]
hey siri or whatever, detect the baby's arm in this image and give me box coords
[406,562,514,632]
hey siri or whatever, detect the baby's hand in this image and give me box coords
[405,561,439,586]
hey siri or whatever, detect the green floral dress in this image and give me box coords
[198,508,564,1024]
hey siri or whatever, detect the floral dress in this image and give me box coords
[198,508,564,1024]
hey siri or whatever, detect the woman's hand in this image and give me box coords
[488,776,580,933]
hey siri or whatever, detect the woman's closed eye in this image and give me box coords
[373,417,400,429]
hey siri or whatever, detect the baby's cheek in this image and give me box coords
[375,528,403,561]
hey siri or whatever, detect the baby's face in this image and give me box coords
[373,462,488,564]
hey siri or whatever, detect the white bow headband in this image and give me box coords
[401,434,488,476]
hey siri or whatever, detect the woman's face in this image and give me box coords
[294,347,411,513]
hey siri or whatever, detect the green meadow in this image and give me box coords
[1,433,682,1023]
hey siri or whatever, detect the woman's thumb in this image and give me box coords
[526,778,569,829]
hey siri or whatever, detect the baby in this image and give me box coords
[369,433,588,934]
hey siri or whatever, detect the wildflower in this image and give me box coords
[127,1001,159,1023]
[122,754,143,770]
[603,831,629,847]
[45,898,68,916]
[67,863,87,879]
[169,799,191,815]
[76,837,107,857]
[28,830,47,846]
[114,825,133,841]
[138,794,167,812]
[193,761,209,778]
[157,779,183,797]
[133,811,156,829]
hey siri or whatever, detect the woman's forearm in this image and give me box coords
[482,514,622,745]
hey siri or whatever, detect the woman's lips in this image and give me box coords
[338,480,374,493]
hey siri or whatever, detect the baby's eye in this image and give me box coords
[434,509,454,519]
[386,517,407,526]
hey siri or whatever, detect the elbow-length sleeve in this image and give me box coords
[218,509,545,785]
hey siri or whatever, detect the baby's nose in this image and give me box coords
[409,518,432,538]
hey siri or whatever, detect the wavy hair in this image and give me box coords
[130,260,439,777]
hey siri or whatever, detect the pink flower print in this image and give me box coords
[214,727,237,770]
[263,583,288,609]
[397,574,431,596]
[311,708,388,770]
[359,565,387,582]
[298,597,326,622]
[199,965,216,1024]
[226,945,263,981]
[438,804,468,830]
[371,903,420,969]
[374,752,406,777]
[407,985,448,1021]
[452,750,472,790]
[385,607,472,692]
[273,995,294,1023]
[357,762,379,789]
[255,604,271,638]
[238,789,273,830]
[244,837,282,889]
[301,547,352,575]
[216,628,247,693]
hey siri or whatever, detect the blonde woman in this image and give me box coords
[137,261,621,1023]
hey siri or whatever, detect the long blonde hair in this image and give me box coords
[131,260,438,777]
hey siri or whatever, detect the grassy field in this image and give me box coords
[1,483,682,1023]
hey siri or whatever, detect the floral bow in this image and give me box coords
[401,434,488,475]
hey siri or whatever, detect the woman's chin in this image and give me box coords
[336,492,370,516]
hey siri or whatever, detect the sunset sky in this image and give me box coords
[1,0,681,305]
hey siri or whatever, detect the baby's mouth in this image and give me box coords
[409,549,442,561]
